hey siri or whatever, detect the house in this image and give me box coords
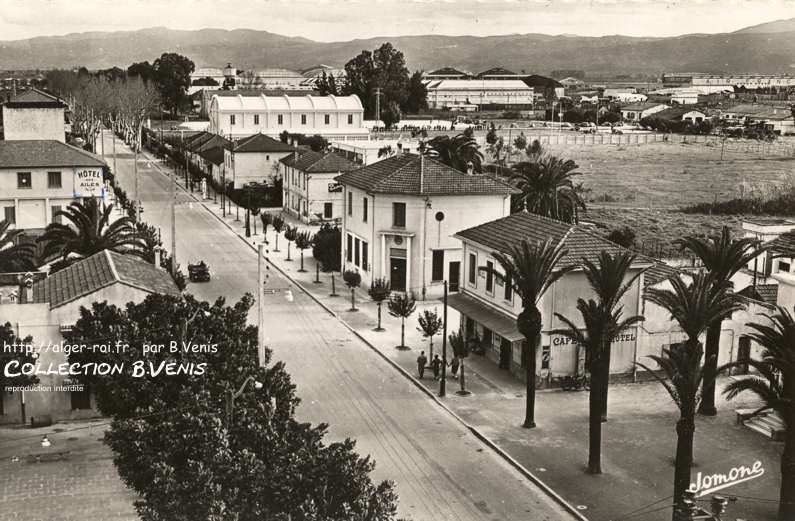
[620,102,668,121]
[280,150,359,223]
[208,93,368,139]
[670,89,700,105]
[426,80,537,110]
[334,154,517,299]
[604,89,647,103]
[188,134,231,183]
[423,67,471,81]
[225,133,296,188]
[653,106,708,124]
[330,138,422,165]
[1,88,67,142]
[0,250,180,424]
[719,104,795,134]
[0,140,107,232]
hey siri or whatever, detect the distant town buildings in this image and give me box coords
[663,72,795,90]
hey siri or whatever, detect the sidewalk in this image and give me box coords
[149,153,781,521]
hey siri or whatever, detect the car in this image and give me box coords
[188,261,211,282]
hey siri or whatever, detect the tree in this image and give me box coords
[0,220,35,272]
[343,270,362,312]
[284,226,298,261]
[343,43,410,120]
[152,52,195,116]
[38,199,143,263]
[489,239,575,428]
[404,71,428,114]
[674,227,760,416]
[127,61,155,84]
[486,123,498,146]
[260,212,273,241]
[316,71,340,96]
[417,309,443,359]
[313,224,342,296]
[509,155,585,223]
[368,278,391,331]
[294,231,313,273]
[388,294,416,350]
[271,216,285,252]
[722,307,795,521]
[279,130,290,144]
[424,134,484,174]
[381,101,402,130]
[513,132,528,153]
[639,273,744,517]
[553,251,645,474]
[606,227,636,248]
[449,330,470,395]
[65,293,399,520]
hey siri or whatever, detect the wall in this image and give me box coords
[2,107,65,142]
[231,150,289,188]
[210,101,365,138]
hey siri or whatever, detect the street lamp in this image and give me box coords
[224,376,264,428]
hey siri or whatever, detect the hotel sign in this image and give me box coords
[552,332,636,347]
[74,168,104,197]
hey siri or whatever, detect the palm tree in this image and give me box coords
[489,238,575,428]
[449,330,471,395]
[271,215,285,252]
[417,309,443,359]
[343,269,361,311]
[424,134,484,173]
[388,293,416,350]
[509,155,585,223]
[284,226,298,261]
[38,198,142,262]
[722,307,795,521]
[675,226,760,416]
[368,278,391,331]
[554,251,645,474]
[0,220,35,272]
[294,231,313,272]
[639,272,744,518]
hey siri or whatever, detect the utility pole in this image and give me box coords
[134,128,139,222]
[257,243,266,365]
[375,87,381,125]
[112,127,117,179]
[439,280,448,397]
[171,156,177,278]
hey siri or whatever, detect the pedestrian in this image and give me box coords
[450,356,460,378]
[431,354,442,380]
[417,351,427,379]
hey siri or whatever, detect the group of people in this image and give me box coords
[416,351,460,380]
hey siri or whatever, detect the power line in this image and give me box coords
[610,495,673,521]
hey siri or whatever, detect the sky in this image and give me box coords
[0,0,793,42]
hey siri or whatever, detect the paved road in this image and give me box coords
[102,131,578,521]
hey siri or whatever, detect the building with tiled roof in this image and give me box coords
[620,102,668,121]
[0,140,107,231]
[2,88,67,141]
[222,133,298,188]
[280,150,359,224]
[0,249,179,424]
[335,153,516,299]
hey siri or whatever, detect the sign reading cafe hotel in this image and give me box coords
[73,167,104,197]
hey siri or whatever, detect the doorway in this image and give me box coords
[737,336,751,375]
[449,261,460,292]
[390,257,407,292]
[499,338,512,369]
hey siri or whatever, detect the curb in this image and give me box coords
[144,150,588,521]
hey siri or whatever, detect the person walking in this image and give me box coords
[431,354,442,380]
[417,351,427,379]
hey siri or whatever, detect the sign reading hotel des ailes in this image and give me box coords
[73,167,104,197]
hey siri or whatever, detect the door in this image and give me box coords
[737,336,751,375]
[323,202,333,219]
[499,338,512,369]
[449,261,460,292]
[390,257,407,292]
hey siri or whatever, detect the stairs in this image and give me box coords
[740,410,785,441]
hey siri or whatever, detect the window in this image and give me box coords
[468,253,477,285]
[51,205,62,224]
[301,114,307,125]
[541,345,551,370]
[266,155,270,161]
[362,241,368,271]
[432,250,444,281]
[254,114,260,125]
[71,385,91,410]
[348,192,353,216]
[324,114,330,125]
[278,114,283,125]
[47,171,62,188]
[4,207,15,225]
[324,202,333,219]
[780,260,791,273]
[485,261,494,293]
[230,115,236,125]
[347,234,353,262]
[392,202,406,227]
[17,172,31,189]
[354,238,360,266]
[348,114,353,124]
[362,197,368,222]
[504,273,512,301]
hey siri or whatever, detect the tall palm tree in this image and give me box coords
[509,155,585,223]
[425,134,484,174]
[675,226,760,416]
[639,273,744,519]
[554,251,645,474]
[38,198,143,262]
[0,220,36,272]
[722,307,795,521]
[490,238,575,428]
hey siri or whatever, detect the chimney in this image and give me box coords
[466,161,474,175]
[154,246,163,269]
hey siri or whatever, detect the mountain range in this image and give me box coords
[1,19,795,75]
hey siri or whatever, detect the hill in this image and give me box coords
[2,23,795,74]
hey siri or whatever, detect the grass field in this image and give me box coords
[540,139,795,208]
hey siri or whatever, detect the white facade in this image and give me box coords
[426,80,536,109]
[208,94,368,139]
[331,139,421,165]
[2,106,66,142]
[224,147,291,188]
[282,165,342,224]
[621,104,668,121]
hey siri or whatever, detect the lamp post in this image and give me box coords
[439,280,448,397]
[224,376,263,428]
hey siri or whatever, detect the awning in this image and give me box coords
[446,293,524,342]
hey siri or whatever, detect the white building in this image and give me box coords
[280,150,359,223]
[664,73,795,90]
[208,93,368,139]
[224,133,296,188]
[1,89,67,142]
[0,140,107,231]
[426,80,536,110]
[334,154,517,299]
[330,138,421,166]
[620,102,669,121]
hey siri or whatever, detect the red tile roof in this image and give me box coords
[335,154,517,196]
[234,133,296,154]
[0,140,105,169]
[281,150,358,173]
